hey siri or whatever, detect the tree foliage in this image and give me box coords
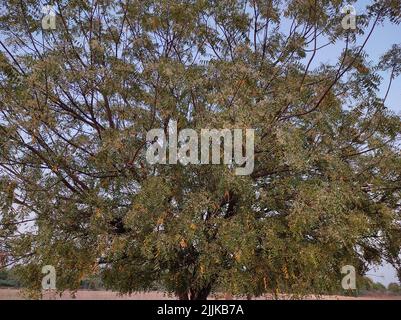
[387,282,401,294]
[0,0,400,299]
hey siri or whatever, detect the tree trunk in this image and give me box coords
[176,284,212,300]
[189,282,212,300]
[177,292,189,300]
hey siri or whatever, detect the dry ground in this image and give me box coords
[1,288,401,300]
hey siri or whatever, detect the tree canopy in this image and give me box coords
[0,0,400,299]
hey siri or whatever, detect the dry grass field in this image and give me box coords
[1,288,401,300]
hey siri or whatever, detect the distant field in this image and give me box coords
[1,288,401,300]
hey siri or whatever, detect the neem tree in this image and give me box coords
[0,0,400,299]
